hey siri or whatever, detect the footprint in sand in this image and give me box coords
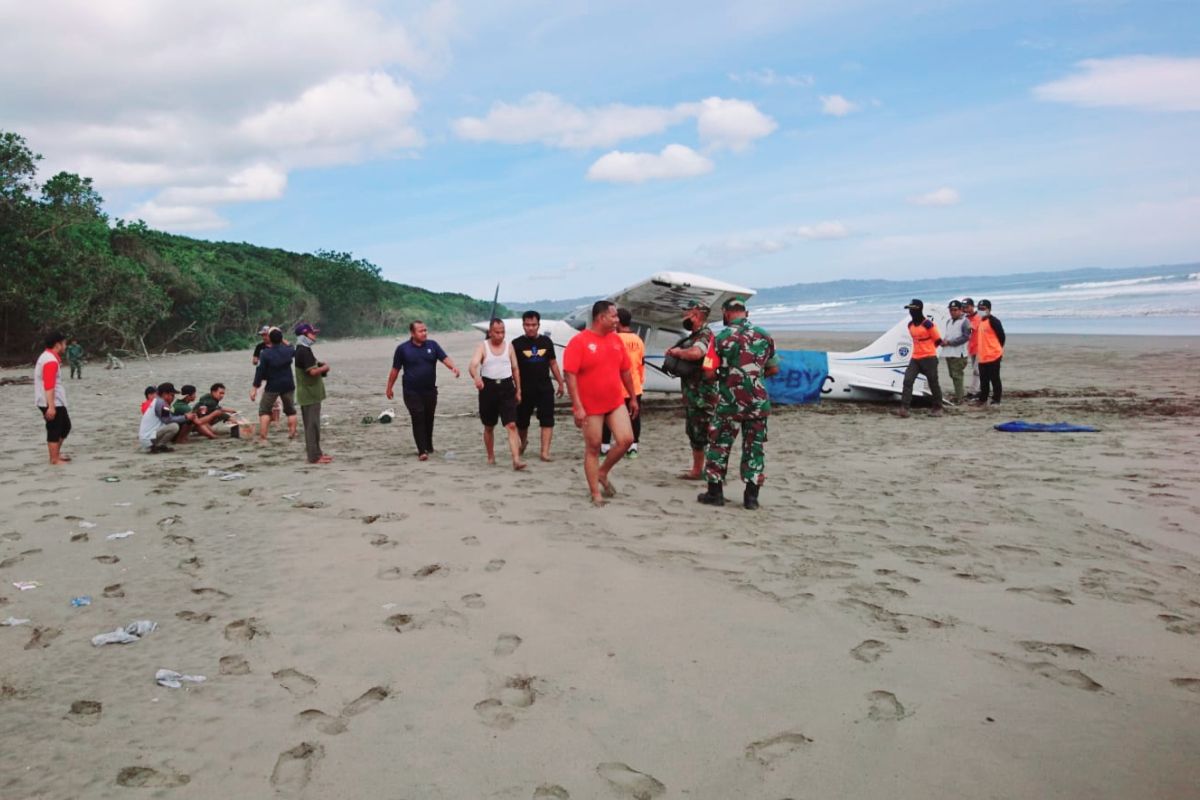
[498,676,536,708]
[299,709,348,735]
[273,668,318,696]
[176,611,214,623]
[1006,586,1074,605]
[363,533,397,549]
[377,566,406,580]
[67,699,102,726]
[25,627,61,650]
[865,690,909,721]
[219,655,251,675]
[412,564,444,579]
[1170,678,1200,693]
[494,633,523,656]
[745,731,813,765]
[192,587,230,600]
[164,533,194,546]
[93,555,120,565]
[103,583,125,598]
[595,763,666,799]
[70,532,89,543]
[270,742,323,791]
[116,766,190,788]
[1023,661,1103,691]
[474,699,516,729]
[533,785,570,799]
[178,556,203,575]
[462,593,486,609]
[224,618,267,641]
[1019,641,1093,658]
[386,613,416,633]
[157,515,184,529]
[341,686,390,718]
[484,559,506,572]
[850,640,890,663]
[461,535,481,546]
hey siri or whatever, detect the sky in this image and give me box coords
[3,0,1198,301]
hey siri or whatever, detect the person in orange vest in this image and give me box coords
[897,299,944,418]
[974,299,1006,405]
[961,297,981,399]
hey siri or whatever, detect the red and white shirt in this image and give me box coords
[34,349,67,408]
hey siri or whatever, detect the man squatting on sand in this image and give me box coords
[562,300,639,506]
[138,382,197,453]
[468,318,526,470]
[34,332,72,465]
[697,297,780,510]
[386,321,461,461]
[663,300,718,480]
[512,310,565,462]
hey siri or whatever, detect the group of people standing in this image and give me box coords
[898,296,1006,417]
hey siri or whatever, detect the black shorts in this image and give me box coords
[479,378,517,427]
[516,385,556,429]
[39,406,71,443]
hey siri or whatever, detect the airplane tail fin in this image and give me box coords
[837,316,913,362]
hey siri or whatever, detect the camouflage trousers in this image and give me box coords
[685,406,712,451]
[704,414,767,486]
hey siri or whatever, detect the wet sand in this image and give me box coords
[1,331,1198,798]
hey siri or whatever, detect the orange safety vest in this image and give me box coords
[907,321,941,360]
[965,312,980,355]
[977,317,1004,363]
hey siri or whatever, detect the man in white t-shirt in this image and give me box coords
[138,383,196,453]
[34,331,71,465]
[468,318,526,470]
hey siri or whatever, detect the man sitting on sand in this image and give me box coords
[178,383,236,441]
[140,385,157,414]
[139,382,196,453]
[468,318,526,470]
[562,301,639,506]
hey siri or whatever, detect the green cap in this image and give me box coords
[722,296,747,311]
[684,299,710,311]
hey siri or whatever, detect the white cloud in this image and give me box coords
[452,92,687,149]
[728,68,814,87]
[455,94,775,154]
[681,220,849,270]
[1033,56,1200,112]
[820,94,860,116]
[909,187,961,207]
[0,1,444,231]
[586,145,714,184]
[687,97,778,152]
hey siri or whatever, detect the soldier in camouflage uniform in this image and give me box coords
[698,297,780,510]
[663,300,717,480]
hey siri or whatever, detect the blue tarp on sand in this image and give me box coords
[994,421,1100,433]
[766,350,829,406]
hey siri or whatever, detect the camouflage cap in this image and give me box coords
[722,296,747,311]
[683,299,710,311]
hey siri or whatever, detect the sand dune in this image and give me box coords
[2,331,1198,798]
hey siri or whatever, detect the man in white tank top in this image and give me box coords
[468,319,527,470]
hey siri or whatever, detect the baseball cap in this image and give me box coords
[961,297,975,306]
[156,382,177,395]
[294,322,319,337]
[258,325,271,335]
[684,299,710,311]
[722,297,747,312]
[977,299,992,309]
[948,300,962,309]
[904,298,924,310]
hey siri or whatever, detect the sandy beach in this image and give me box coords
[2,330,1198,799]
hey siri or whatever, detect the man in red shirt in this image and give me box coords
[35,331,71,465]
[563,301,639,506]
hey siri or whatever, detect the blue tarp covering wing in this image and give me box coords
[994,421,1100,433]
[766,350,829,405]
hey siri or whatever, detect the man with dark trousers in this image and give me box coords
[294,322,332,464]
[386,320,461,460]
[35,332,71,465]
[897,299,944,418]
[974,299,1006,405]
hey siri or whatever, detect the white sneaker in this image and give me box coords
[600,443,611,455]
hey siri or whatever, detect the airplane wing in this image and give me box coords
[599,271,756,330]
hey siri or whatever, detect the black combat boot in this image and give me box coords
[743,482,760,510]
[697,482,725,506]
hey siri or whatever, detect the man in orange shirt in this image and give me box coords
[601,308,646,458]
[897,299,945,418]
[563,301,639,506]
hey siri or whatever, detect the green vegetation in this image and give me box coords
[0,131,504,361]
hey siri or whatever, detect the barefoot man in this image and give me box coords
[562,301,638,506]
[35,331,72,465]
[468,318,526,470]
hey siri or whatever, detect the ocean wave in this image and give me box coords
[1059,275,1173,289]
[755,300,856,315]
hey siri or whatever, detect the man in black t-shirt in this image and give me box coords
[511,310,565,461]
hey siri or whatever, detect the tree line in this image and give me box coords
[0,131,506,363]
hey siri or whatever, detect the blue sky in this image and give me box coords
[4,0,1198,300]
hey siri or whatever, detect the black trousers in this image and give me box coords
[979,358,1003,403]
[901,357,943,409]
[602,394,642,445]
[402,390,437,455]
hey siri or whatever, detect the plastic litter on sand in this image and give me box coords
[155,669,207,689]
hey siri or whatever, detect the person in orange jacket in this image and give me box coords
[897,299,944,418]
[974,299,1006,405]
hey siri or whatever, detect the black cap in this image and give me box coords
[948,300,962,309]
[904,298,924,310]
[961,297,975,306]
[156,382,177,395]
[978,299,992,309]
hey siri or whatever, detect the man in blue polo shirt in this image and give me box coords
[385,320,461,460]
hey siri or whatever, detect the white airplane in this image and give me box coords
[476,271,933,403]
